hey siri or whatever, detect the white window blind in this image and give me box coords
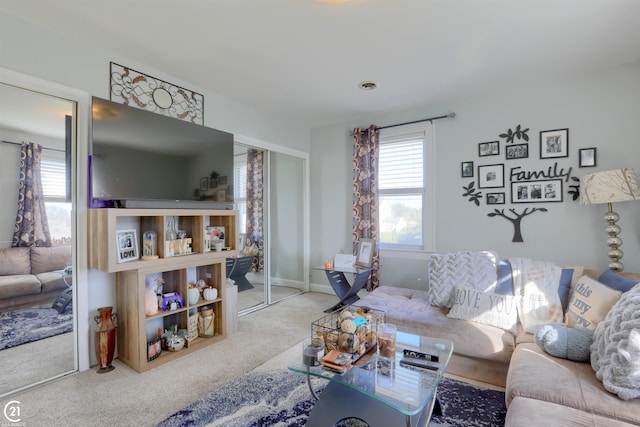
[379,139,423,190]
[41,150,67,200]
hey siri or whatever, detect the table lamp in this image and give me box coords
[580,168,640,271]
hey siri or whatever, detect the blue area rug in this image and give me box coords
[157,369,506,427]
[0,304,72,350]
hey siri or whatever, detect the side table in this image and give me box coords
[314,267,372,312]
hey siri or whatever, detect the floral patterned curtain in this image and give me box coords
[353,126,380,290]
[12,142,52,247]
[245,148,264,272]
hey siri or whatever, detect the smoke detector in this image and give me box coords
[358,81,378,91]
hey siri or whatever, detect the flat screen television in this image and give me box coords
[90,96,234,209]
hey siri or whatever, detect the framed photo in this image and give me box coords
[579,148,597,167]
[147,337,162,362]
[461,161,474,178]
[478,164,505,189]
[207,226,225,245]
[511,179,563,203]
[479,141,500,157]
[216,189,227,201]
[486,192,505,205]
[540,128,569,159]
[505,143,528,160]
[200,176,209,192]
[116,229,139,263]
[218,175,228,185]
[355,238,375,268]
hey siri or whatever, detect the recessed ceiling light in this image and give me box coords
[358,81,378,91]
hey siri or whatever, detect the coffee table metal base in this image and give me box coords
[306,381,435,427]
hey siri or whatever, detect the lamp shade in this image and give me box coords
[580,168,640,206]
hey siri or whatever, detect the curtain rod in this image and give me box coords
[350,112,456,135]
[1,140,65,153]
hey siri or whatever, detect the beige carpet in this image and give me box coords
[0,291,339,427]
[238,284,302,311]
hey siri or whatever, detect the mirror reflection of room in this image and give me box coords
[0,83,75,397]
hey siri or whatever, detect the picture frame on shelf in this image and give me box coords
[355,238,375,268]
[147,337,162,362]
[486,192,505,205]
[479,141,500,157]
[116,229,139,263]
[540,128,569,159]
[461,161,474,178]
[200,177,209,192]
[579,147,597,167]
[207,226,225,246]
[478,164,505,189]
[505,143,528,160]
[216,189,226,201]
[218,175,227,185]
[511,179,563,203]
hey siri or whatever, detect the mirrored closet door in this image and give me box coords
[0,82,77,397]
[234,144,307,313]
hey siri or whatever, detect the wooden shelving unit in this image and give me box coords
[88,208,239,372]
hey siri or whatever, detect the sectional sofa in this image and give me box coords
[354,251,640,426]
[0,245,71,310]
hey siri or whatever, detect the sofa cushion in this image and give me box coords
[356,285,515,363]
[591,283,640,400]
[598,269,640,293]
[36,272,68,293]
[0,247,31,276]
[506,396,638,427]
[427,251,498,308]
[0,275,41,299]
[506,343,640,425]
[30,245,72,275]
[447,286,519,334]
[565,275,621,330]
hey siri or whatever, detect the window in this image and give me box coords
[378,122,434,251]
[234,152,248,234]
[41,149,72,245]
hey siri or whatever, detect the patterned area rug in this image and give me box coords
[157,369,506,427]
[0,304,72,350]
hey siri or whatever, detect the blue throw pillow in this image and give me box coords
[598,269,639,293]
[496,259,514,295]
[558,268,574,312]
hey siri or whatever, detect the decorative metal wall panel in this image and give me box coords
[110,62,204,125]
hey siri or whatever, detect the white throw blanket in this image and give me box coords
[591,283,640,400]
[509,257,563,333]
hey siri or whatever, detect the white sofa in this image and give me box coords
[354,253,640,426]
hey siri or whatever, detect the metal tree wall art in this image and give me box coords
[462,181,482,206]
[487,207,547,242]
[500,124,529,143]
[568,176,581,201]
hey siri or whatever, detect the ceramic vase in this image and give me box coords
[145,288,158,315]
[94,306,117,373]
[188,287,200,305]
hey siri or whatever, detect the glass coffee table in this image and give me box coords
[288,331,453,427]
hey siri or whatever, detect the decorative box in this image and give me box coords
[311,305,385,362]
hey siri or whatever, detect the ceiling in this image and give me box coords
[2,0,640,133]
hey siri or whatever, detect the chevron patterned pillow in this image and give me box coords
[427,251,499,308]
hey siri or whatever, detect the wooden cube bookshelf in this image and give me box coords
[88,208,238,372]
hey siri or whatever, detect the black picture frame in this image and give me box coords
[478,164,505,189]
[147,337,162,362]
[461,161,474,178]
[511,179,563,203]
[486,192,505,205]
[579,148,597,167]
[479,141,500,157]
[200,177,209,192]
[540,128,569,159]
[505,143,529,160]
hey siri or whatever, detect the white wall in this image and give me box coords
[310,63,640,290]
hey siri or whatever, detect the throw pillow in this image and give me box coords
[447,286,519,334]
[427,251,498,308]
[557,268,575,313]
[591,283,640,400]
[534,323,593,362]
[496,259,514,296]
[565,275,622,331]
[598,269,639,293]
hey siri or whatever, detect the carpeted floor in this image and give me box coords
[0,303,72,350]
[158,368,507,427]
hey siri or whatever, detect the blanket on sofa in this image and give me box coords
[591,283,640,400]
[509,257,563,333]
